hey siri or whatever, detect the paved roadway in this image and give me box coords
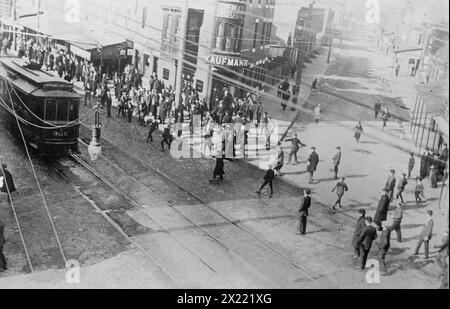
[0,39,444,289]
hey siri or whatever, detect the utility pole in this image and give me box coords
[37,0,41,30]
[175,0,189,108]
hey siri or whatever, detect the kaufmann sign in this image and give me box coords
[205,55,249,67]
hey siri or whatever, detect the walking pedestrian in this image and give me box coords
[374,190,390,231]
[374,100,382,119]
[331,177,349,212]
[311,78,318,94]
[415,178,426,204]
[434,230,449,289]
[146,118,159,143]
[395,63,400,77]
[256,165,275,198]
[274,146,285,177]
[378,223,392,275]
[314,104,321,124]
[0,219,6,272]
[385,169,396,202]
[211,157,225,183]
[285,134,306,165]
[357,216,378,270]
[307,147,319,184]
[407,152,415,180]
[1,163,16,204]
[414,210,434,259]
[332,147,342,179]
[382,108,390,130]
[353,122,363,143]
[352,209,366,258]
[389,203,403,242]
[297,189,312,235]
[161,125,173,151]
[396,173,408,203]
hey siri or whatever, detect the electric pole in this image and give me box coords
[175,0,189,108]
[37,0,41,30]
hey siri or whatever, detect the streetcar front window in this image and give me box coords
[57,100,69,121]
[45,100,57,121]
[69,100,79,121]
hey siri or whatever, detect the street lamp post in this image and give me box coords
[88,107,102,161]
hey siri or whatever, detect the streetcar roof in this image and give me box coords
[0,57,77,97]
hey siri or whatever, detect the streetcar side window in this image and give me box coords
[69,100,79,121]
[57,100,69,121]
[45,99,57,121]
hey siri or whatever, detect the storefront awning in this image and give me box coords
[434,116,449,138]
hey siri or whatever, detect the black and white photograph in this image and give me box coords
[0,0,448,292]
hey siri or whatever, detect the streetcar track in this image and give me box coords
[59,154,241,288]
[76,126,332,288]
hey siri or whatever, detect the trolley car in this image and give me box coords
[0,57,80,157]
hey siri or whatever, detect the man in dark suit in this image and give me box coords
[352,209,366,258]
[331,177,349,212]
[297,189,312,235]
[285,134,306,165]
[374,190,390,231]
[414,210,434,259]
[257,165,275,198]
[332,147,342,179]
[378,223,392,275]
[357,216,378,270]
[396,173,408,203]
[1,163,16,204]
[0,219,6,271]
[385,169,396,202]
[307,147,319,184]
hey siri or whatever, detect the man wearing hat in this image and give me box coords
[1,163,16,204]
[414,210,434,259]
[385,170,396,202]
[332,147,342,180]
[378,222,392,275]
[285,134,306,165]
[0,218,6,271]
[257,165,275,198]
[307,147,319,184]
[352,209,366,258]
[389,203,403,242]
[297,189,312,235]
[374,190,391,231]
[331,177,349,212]
[396,173,408,203]
[357,216,378,270]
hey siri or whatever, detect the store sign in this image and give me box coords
[206,55,249,67]
[216,2,245,19]
[196,79,204,93]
